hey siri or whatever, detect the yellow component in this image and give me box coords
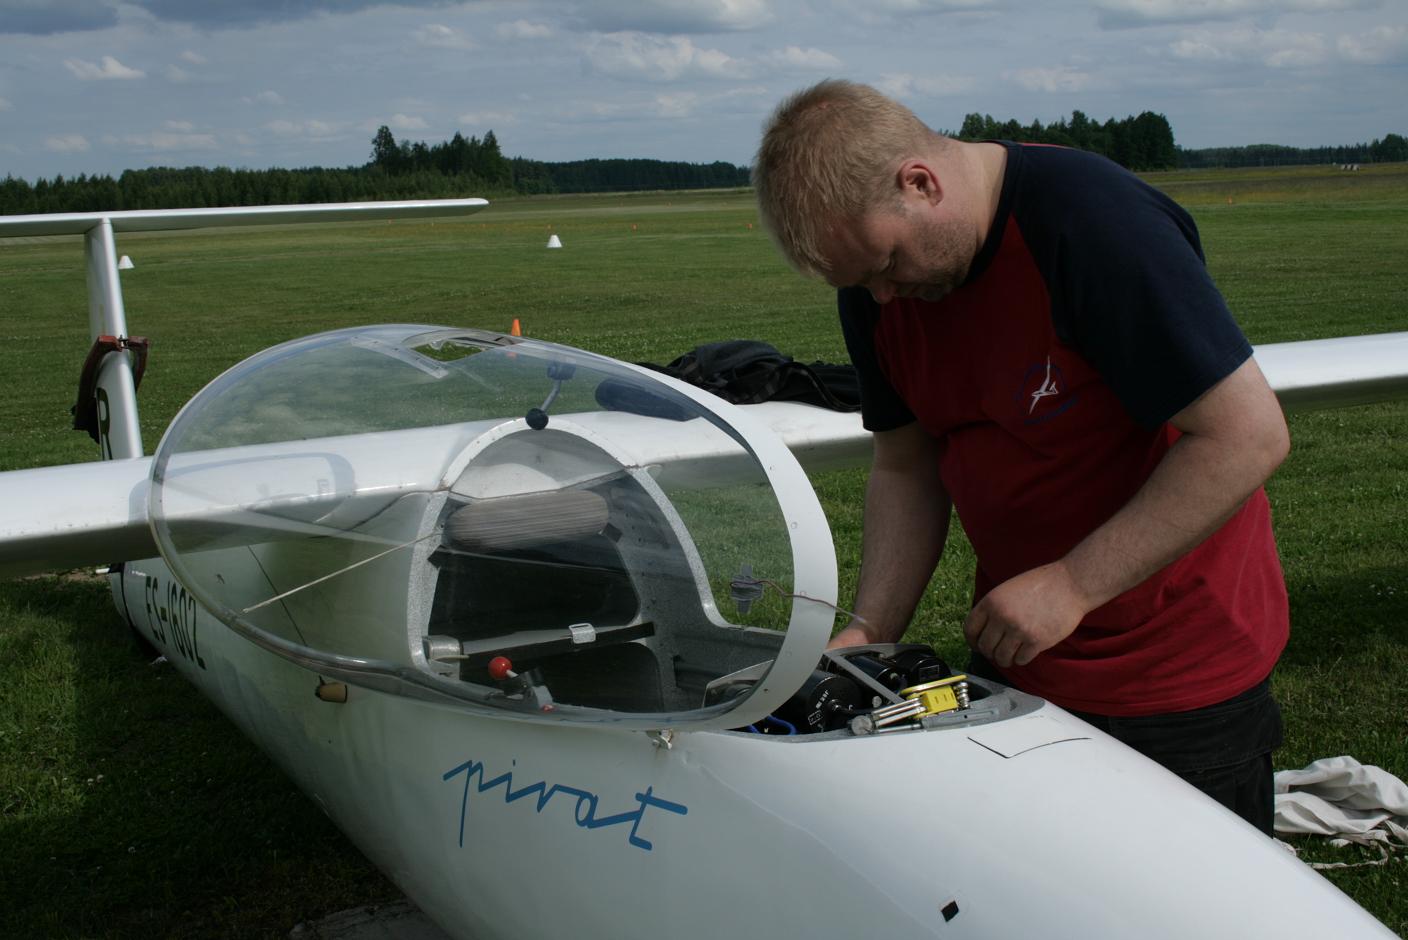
[315,680,349,703]
[899,675,969,717]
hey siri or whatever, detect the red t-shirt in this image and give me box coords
[839,143,1288,716]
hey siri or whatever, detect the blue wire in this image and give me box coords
[762,714,797,735]
[744,716,798,735]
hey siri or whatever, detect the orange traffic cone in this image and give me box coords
[510,318,522,337]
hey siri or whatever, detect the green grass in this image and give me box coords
[2,167,1407,936]
[0,575,393,937]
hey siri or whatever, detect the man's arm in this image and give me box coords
[963,355,1290,668]
[828,421,951,649]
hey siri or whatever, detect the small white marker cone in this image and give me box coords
[546,234,563,249]
[118,255,134,269]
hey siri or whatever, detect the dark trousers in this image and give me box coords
[968,655,1283,835]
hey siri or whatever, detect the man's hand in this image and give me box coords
[962,561,1091,668]
[827,620,879,650]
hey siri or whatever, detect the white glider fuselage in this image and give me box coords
[83,323,1389,940]
[110,553,1391,940]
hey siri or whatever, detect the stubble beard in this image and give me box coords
[910,210,970,302]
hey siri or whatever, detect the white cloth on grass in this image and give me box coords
[1275,756,1408,867]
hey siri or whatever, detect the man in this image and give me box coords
[753,80,1290,832]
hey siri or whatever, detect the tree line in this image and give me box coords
[954,111,1405,172]
[0,125,749,216]
[367,126,748,194]
[3,119,1403,216]
[956,110,1179,171]
[1177,134,1407,169]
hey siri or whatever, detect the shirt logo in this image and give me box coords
[1028,357,1060,413]
[1016,356,1078,425]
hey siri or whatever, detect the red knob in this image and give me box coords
[488,656,515,681]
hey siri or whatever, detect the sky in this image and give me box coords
[1,0,1405,182]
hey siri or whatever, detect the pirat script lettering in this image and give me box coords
[443,757,688,851]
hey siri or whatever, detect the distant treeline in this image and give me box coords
[4,120,1405,216]
[0,125,749,216]
[370,125,740,192]
[509,158,749,194]
[955,110,1178,171]
[1177,135,1407,168]
[955,111,1406,171]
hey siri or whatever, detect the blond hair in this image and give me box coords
[753,80,945,277]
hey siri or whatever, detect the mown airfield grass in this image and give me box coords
[0,162,1405,937]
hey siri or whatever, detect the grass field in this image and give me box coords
[1,162,1406,937]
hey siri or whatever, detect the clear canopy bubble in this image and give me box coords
[148,325,836,729]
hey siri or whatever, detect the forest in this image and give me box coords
[2,115,1403,216]
[954,111,1405,171]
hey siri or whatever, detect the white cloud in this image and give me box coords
[63,56,144,80]
[0,96,11,112]
[768,45,842,70]
[1096,0,1374,28]
[1265,33,1326,67]
[267,119,340,137]
[415,24,474,49]
[577,0,773,34]
[458,111,517,126]
[584,32,743,82]
[1169,36,1235,60]
[165,120,195,132]
[839,0,992,11]
[560,84,768,124]
[1,1,480,34]
[103,131,219,152]
[1337,25,1408,64]
[244,91,285,106]
[497,19,551,40]
[829,0,996,26]
[580,98,630,119]
[1005,66,1097,93]
[653,91,698,117]
[1169,27,1329,68]
[682,0,772,29]
[877,72,975,98]
[388,113,429,131]
[45,134,91,153]
[166,49,206,83]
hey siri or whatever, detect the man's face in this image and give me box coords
[822,200,971,304]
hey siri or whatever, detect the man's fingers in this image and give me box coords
[992,633,1024,669]
[975,628,995,660]
[1013,643,1040,667]
[976,622,1005,662]
[966,605,1011,662]
[961,603,986,644]
[966,592,1056,667]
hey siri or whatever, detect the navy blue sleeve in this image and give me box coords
[837,286,916,432]
[1019,149,1252,428]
